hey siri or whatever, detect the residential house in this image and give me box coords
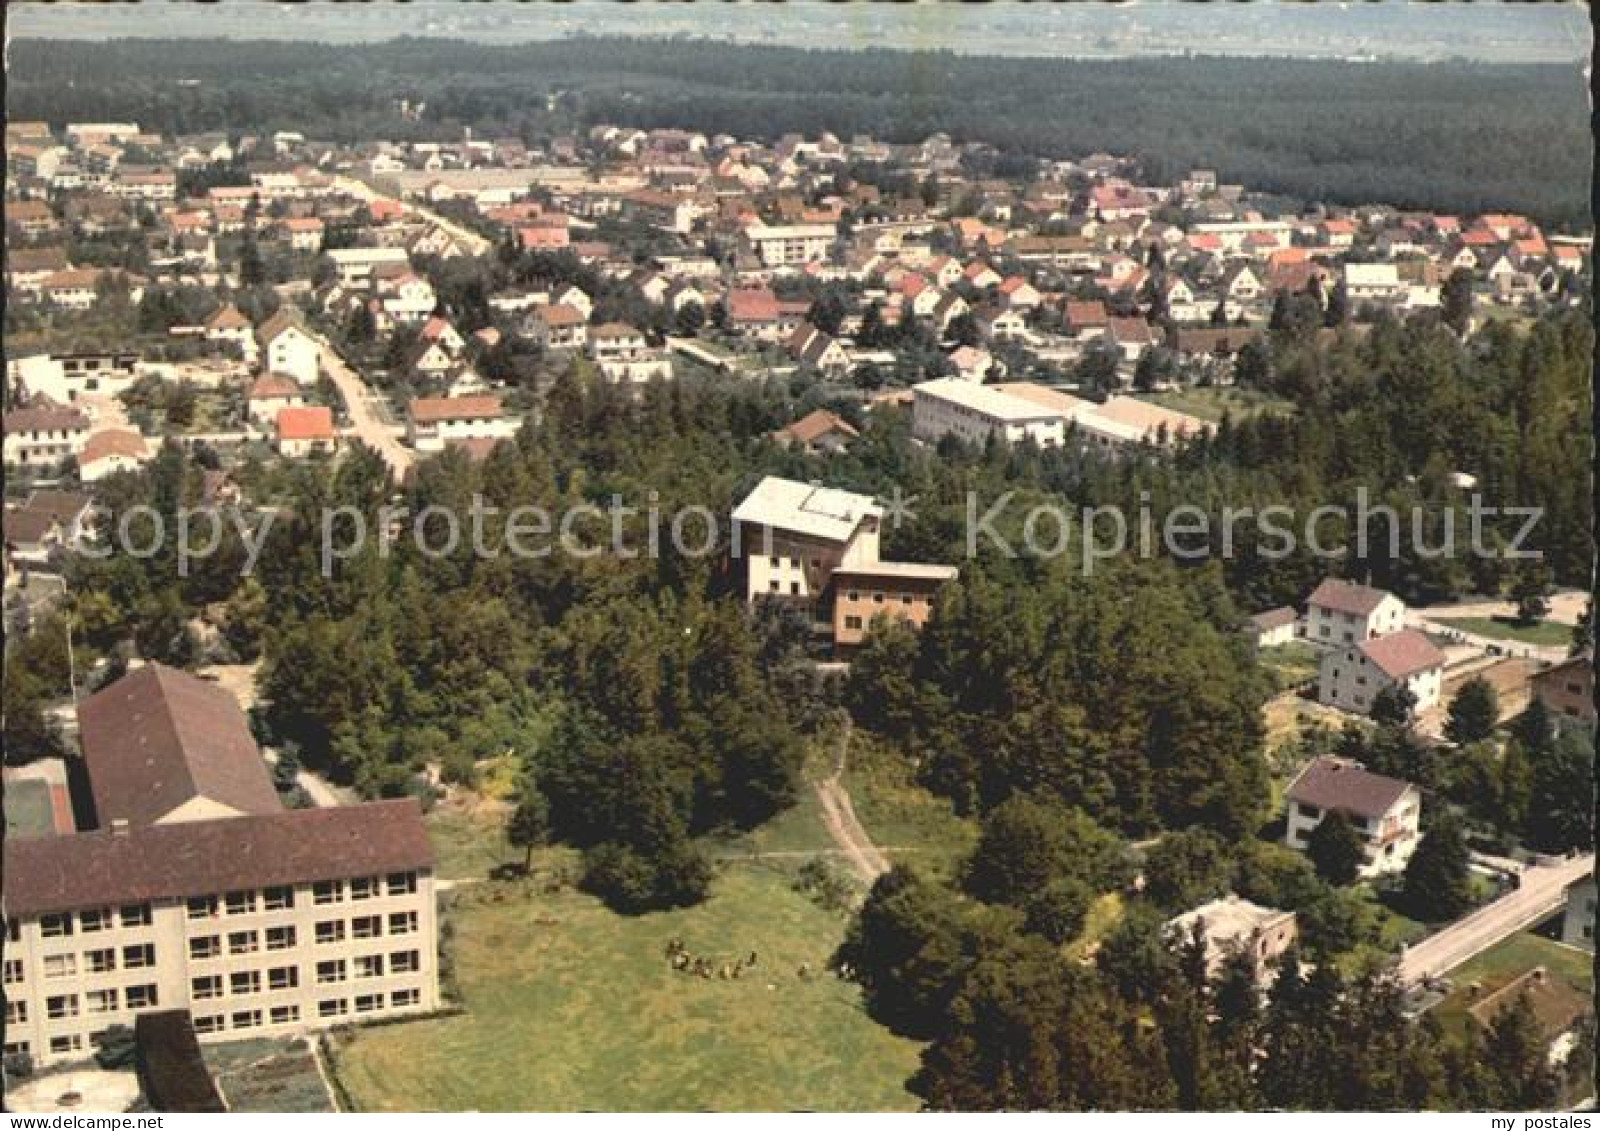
[1284,756,1421,877]
[787,324,851,379]
[529,304,588,351]
[771,409,859,455]
[204,305,258,363]
[1317,629,1446,715]
[1165,896,1297,978]
[1531,652,1595,733]
[246,375,306,427]
[406,396,518,453]
[1249,607,1300,649]
[4,404,91,468]
[257,308,321,387]
[78,429,153,483]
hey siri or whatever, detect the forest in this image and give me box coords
[6,36,1590,224]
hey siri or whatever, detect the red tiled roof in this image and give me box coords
[409,395,503,424]
[276,405,335,441]
[1307,577,1394,618]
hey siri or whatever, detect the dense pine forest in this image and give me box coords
[6,36,1590,224]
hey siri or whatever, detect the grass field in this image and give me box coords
[1433,616,1572,647]
[1258,641,1321,693]
[1146,386,1296,422]
[329,864,923,1111]
[329,745,957,1111]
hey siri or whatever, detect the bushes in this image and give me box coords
[580,840,712,915]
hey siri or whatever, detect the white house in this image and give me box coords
[1318,629,1446,715]
[1562,877,1596,950]
[3,405,91,468]
[743,222,835,268]
[246,374,306,427]
[1343,262,1404,304]
[257,308,322,386]
[911,378,1068,448]
[1249,607,1299,648]
[1284,756,1421,877]
[1305,578,1406,646]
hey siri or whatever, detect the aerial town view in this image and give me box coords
[0,0,1594,1116]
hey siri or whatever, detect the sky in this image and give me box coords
[5,0,1593,63]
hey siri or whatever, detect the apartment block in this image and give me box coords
[2,664,440,1067]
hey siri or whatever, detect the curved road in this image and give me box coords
[308,330,415,480]
[1397,853,1594,985]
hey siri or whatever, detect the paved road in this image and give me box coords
[1397,853,1594,985]
[1408,610,1569,664]
[309,331,415,480]
[333,174,492,257]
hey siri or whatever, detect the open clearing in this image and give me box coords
[326,747,959,1111]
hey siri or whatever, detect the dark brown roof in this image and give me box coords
[1287,756,1413,820]
[24,489,92,526]
[2,800,432,917]
[1307,577,1396,617]
[77,663,282,827]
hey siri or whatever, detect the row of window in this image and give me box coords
[193,988,422,1034]
[35,905,152,938]
[179,873,420,921]
[186,887,296,919]
[44,985,158,1019]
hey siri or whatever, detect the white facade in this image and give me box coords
[1306,586,1406,646]
[1317,639,1443,715]
[745,223,835,267]
[1562,877,1596,950]
[3,872,440,1066]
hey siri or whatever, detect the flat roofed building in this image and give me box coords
[731,476,956,651]
[911,378,1068,448]
[832,561,959,650]
[2,664,440,1067]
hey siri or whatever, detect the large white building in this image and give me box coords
[730,476,956,650]
[257,308,322,387]
[406,395,519,452]
[1284,756,1421,877]
[3,665,441,1068]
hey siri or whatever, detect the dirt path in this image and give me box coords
[813,719,891,885]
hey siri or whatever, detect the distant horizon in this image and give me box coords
[5,0,1591,64]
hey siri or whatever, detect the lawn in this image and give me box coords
[1432,616,1572,648]
[329,753,950,1111]
[328,865,923,1111]
[1258,641,1322,693]
[1146,386,1295,422]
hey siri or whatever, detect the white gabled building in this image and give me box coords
[1318,629,1446,715]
